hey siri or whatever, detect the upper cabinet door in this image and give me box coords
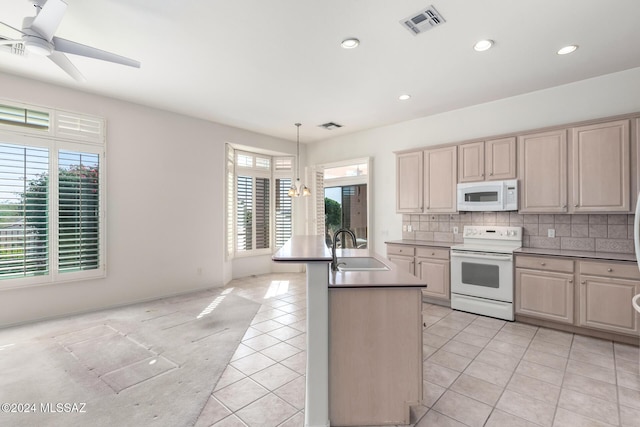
[424,146,457,213]
[518,130,568,213]
[396,151,423,213]
[485,137,516,181]
[458,141,484,182]
[570,120,630,213]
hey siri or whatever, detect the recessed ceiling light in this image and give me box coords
[398,94,411,101]
[557,45,578,55]
[341,38,360,49]
[473,39,494,52]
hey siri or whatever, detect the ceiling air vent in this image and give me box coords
[400,5,446,36]
[318,122,342,130]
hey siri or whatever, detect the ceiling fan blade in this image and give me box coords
[0,21,26,37]
[52,36,141,68]
[49,51,86,82]
[30,0,68,41]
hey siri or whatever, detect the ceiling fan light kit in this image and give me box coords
[0,0,140,82]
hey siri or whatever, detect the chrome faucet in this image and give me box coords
[331,228,357,271]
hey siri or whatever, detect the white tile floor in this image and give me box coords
[198,272,640,427]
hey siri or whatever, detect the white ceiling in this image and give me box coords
[1,0,640,143]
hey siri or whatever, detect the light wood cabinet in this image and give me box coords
[396,151,423,213]
[424,146,457,213]
[578,260,640,335]
[387,244,450,302]
[515,255,574,324]
[570,120,630,213]
[415,247,450,300]
[459,137,516,183]
[518,130,568,213]
[458,141,484,182]
[388,255,414,276]
[329,287,422,425]
[515,255,640,338]
[387,244,415,275]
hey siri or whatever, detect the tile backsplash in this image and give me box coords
[402,212,635,253]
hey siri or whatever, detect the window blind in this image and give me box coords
[315,169,325,236]
[0,104,49,130]
[226,146,235,259]
[0,143,49,279]
[58,150,100,273]
[255,177,270,249]
[236,176,253,252]
[275,178,292,247]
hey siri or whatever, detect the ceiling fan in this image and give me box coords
[0,0,140,82]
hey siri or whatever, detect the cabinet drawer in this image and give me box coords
[515,255,574,273]
[387,244,415,257]
[415,246,449,260]
[579,261,640,280]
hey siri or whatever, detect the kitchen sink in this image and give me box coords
[336,257,390,272]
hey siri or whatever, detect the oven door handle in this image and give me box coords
[450,251,513,261]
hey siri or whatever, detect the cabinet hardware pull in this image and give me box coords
[490,172,494,176]
[581,281,586,284]
[540,262,546,266]
[563,205,567,209]
[569,279,573,283]
[431,252,435,256]
[607,268,613,272]
[574,204,579,207]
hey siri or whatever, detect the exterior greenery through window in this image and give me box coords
[0,102,105,285]
[227,147,293,256]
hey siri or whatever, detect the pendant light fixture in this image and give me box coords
[288,123,311,198]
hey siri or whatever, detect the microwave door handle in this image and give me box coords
[451,252,512,261]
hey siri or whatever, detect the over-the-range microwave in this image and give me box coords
[457,179,518,211]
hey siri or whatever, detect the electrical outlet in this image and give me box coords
[402,225,407,232]
[453,226,459,234]
[547,229,556,238]
[407,225,413,232]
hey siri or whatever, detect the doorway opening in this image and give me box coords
[325,184,367,248]
[319,159,369,249]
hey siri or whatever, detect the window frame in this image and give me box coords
[227,146,294,258]
[0,101,106,289]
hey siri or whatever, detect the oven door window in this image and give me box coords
[461,261,500,288]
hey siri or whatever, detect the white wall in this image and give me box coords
[0,72,297,326]
[307,67,640,258]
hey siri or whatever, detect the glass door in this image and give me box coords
[324,184,367,248]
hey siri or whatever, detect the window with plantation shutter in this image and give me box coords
[58,150,100,272]
[255,177,270,249]
[236,175,253,252]
[0,143,49,279]
[0,104,49,130]
[227,147,294,256]
[275,177,292,247]
[226,146,234,259]
[315,169,325,236]
[0,100,105,287]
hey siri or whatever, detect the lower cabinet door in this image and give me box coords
[515,268,574,324]
[416,258,449,300]
[388,255,415,276]
[579,276,640,335]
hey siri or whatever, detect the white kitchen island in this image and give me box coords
[273,237,425,426]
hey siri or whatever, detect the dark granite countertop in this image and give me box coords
[385,240,454,248]
[515,247,637,262]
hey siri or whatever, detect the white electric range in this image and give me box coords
[450,225,523,321]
